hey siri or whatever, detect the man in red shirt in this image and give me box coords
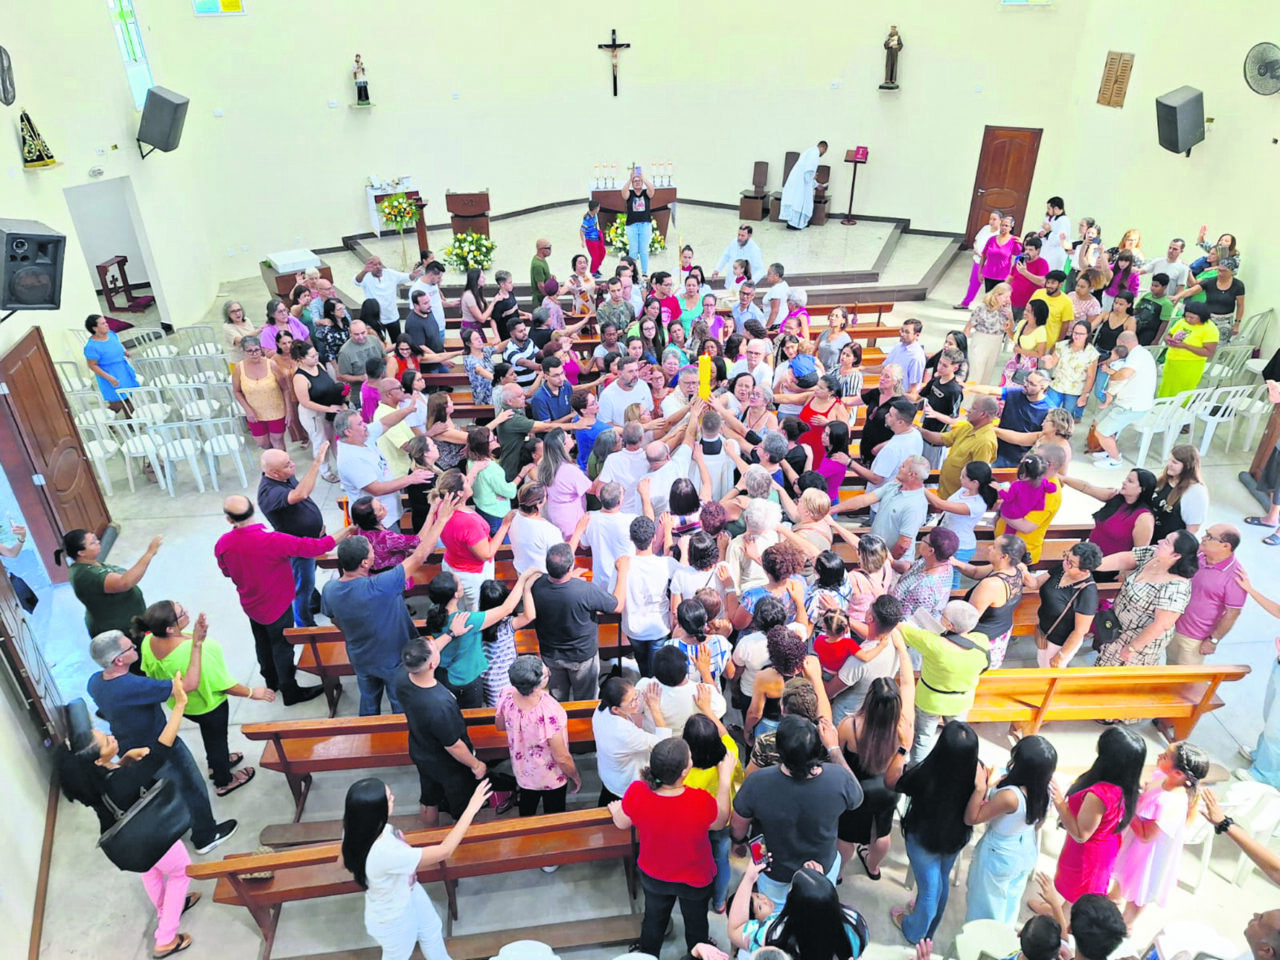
[650,271,680,326]
[1009,234,1048,321]
[215,494,353,704]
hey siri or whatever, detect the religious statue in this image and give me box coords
[19,110,55,168]
[880,26,903,90]
[353,54,369,105]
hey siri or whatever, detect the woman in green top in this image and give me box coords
[420,568,539,708]
[465,423,535,535]
[135,600,273,796]
[57,529,162,674]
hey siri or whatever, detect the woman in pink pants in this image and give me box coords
[955,210,1002,310]
[59,676,202,958]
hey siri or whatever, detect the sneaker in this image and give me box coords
[194,819,238,855]
[1234,767,1257,782]
[1097,456,1125,469]
[1090,450,1112,459]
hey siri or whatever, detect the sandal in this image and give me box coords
[1264,533,1280,547]
[181,892,201,915]
[209,753,244,778]
[215,766,256,797]
[1245,516,1279,528]
[153,933,192,958]
[856,844,881,881]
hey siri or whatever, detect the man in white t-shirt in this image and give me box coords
[597,357,654,428]
[1092,332,1157,469]
[598,422,651,513]
[660,368,699,426]
[615,515,679,678]
[509,483,565,575]
[728,338,773,387]
[569,482,636,591]
[406,260,458,332]
[759,262,790,330]
[334,409,429,526]
[845,398,923,501]
[1038,197,1072,272]
[691,410,739,501]
[1140,237,1190,297]
[354,255,422,340]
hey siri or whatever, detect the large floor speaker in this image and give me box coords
[137,86,189,155]
[1156,86,1205,155]
[0,219,65,311]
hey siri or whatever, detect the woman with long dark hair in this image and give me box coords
[1000,297,1048,386]
[891,720,985,943]
[965,735,1059,923]
[730,861,867,959]
[1052,725,1146,902]
[459,268,498,343]
[1093,530,1198,668]
[924,330,970,384]
[608,737,735,957]
[683,711,743,912]
[1061,469,1157,576]
[342,775,489,960]
[924,459,997,587]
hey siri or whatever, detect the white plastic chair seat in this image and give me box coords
[130,403,170,424]
[74,408,114,428]
[142,343,179,359]
[187,343,221,357]
[121,435,160,458]
[203,434,244,456]
[1193,384,1254,456]
[180,400,221,420]
[158,437,201,460]
[192,370,230,384]
[84,436,120,459]
[148,372,186,388]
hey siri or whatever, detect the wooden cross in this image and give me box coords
[597,29,630,97]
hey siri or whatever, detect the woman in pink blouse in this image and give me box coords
[538,428,592,538]
[495,656,582,816]
[348,496,428,571]
[980,215,1023,292]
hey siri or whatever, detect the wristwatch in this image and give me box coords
[1214,816,1235,835]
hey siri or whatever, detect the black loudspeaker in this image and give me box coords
[136,86,189,155]
[0,219,65,311]
[1155,86,1205,156]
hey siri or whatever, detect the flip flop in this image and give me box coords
[1245,516,1279,528]
[856,844,881,881]
[181,892,201,915]
[153,934,192,959]
[209,753,244,778]
[1264,533,1280,547]
[215,766,256,797]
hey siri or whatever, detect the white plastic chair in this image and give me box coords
[148,422,207,496]
[77,422,121,496]
[103,419,164,493]
[139,339,179,360]
[114,386,171,425]
[1202,344,1254,389]
[181,325,222,357]
[1133,394,1199,468]
[1193,384,1254,456]
[133,356,186,389]
[194,417,249,490]
[55,360,92,393]
[166,382,223,421]
[1235,308,1275,348]
[67,390,115,431]
[1225,383,1271,454]
[174,353,231,384]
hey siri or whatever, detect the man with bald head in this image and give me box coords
[258,444,330,627]
[336,319,387,387]
[372,377,416,477]
[919,394,999,499]
[215,494,353,704]
[1166,524,1246,666]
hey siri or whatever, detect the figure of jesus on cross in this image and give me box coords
[598,29,630,97]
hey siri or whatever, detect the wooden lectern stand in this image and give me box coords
[591,187,677,240]
[446,191,491,237]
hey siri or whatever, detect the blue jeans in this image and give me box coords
[629,635,666,678]
[354,659,404,716]
[157,737,219,847]
[952,546,975,589]
[1094,369,1110,404]
[626,221,653,275]
[1046,388,1086,420]
[902,831,959,944]
[476,508,505,537]
[756,852,842,907]
[291,556,316,628]
[709,826,732,908]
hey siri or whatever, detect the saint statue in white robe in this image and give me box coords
[779,143,826,230]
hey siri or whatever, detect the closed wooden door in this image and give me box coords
[964,126,1042,248]
[0,566,65,743]
[0,327,111,583]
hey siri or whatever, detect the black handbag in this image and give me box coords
[9,573,37,613]
[97,777,191,873]
[1091,603,1120,652]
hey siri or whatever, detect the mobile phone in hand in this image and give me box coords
[749,836,768,865]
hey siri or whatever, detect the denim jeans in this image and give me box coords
[1045,387,1086,420]
[639,870,711,956]
[902,830,960,944]
[709,826,732,908]
[365,881,450,960]
[952,547,975,589]
[354,659,404,716]
[157,737,219,847]
[290,556,317,628]
[1094,369,1111,404]
[626,221,654,275]
[629,635,666,678]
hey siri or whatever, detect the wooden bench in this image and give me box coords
[244,703,600,819]
[967,663,1250,738]
[186,808,639,960]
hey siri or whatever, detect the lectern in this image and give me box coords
[841,146,868,226]
[446,190,491,237]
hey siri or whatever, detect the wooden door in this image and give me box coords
[963,126,1043,248]
[0,566,66,744]
[0,327,111,583]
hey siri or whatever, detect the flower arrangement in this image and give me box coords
[605,216,666,256]
[443,231,497,272]
[377,193,421,269]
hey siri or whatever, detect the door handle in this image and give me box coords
[976,189,987,195]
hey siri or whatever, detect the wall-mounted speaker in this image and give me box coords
[1155,86,1205,156]
[137,86,189,156]
[0,219,65,311]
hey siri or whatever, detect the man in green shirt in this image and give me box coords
[494,384,560,481]
[1132,273,1175,346]
[530,238,552,311]
[901,599,988,762]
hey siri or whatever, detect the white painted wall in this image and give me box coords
[64,176,151,289]
[0,669,52,959]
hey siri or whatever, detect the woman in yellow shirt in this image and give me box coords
[1158,302,1219,398]
[1001,298,1049,386]
[684,711,745,913]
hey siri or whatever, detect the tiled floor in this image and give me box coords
[38,225,1279,960]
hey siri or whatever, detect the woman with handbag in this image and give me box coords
[1023,543,1103,668]
[1093,531,1198,668]
[58,675,201,959]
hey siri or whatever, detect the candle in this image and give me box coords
[698,354,712,400]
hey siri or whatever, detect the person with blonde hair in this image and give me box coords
[964,282,1014,386]
[1152,445,1207,541]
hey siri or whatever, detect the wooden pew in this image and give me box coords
[186,809,640,960]
[967,664,1250,738]
[244,703,599,819]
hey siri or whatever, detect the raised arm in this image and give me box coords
[417,781,492,867]
[103,536,163,593]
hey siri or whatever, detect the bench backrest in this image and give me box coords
[241,701,600,743]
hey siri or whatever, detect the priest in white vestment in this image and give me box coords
[779,141,828,230]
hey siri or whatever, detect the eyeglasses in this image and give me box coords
[1200,532,1224,543]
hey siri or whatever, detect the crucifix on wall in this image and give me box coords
[597,29,630,96]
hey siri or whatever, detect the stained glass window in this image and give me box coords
[107,0,153,111]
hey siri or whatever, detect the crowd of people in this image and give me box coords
[60,192,1279,960]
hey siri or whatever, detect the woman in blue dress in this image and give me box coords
[82,314,139,412]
